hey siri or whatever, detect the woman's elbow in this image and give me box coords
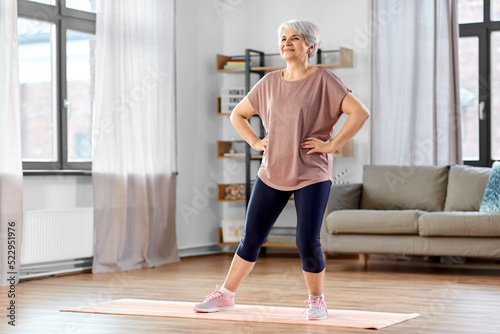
[362,107,370,120]
[230,105,250,125]
[229,110,235,124]
[229,107,240,125]
[354,107,370,122]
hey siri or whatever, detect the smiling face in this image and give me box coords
[279,28,314,63]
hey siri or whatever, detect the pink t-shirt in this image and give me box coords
[247,68,350,191]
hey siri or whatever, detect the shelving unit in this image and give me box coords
[216,47,354,248]
[217,141,244,159]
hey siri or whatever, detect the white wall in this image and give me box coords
[175,0,225,250]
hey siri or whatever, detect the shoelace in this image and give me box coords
[303,297,326,313]
[204,285,224,301]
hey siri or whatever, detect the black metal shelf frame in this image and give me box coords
[244,49,266,208]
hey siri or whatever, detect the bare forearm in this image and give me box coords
[328,110,369,153]
[230,114,260,148]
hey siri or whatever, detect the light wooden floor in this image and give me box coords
[1,253,500,333]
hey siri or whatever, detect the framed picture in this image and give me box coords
[222,219,245,242]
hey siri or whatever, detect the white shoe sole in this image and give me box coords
[307,315,328,320]
[193,305,236,313]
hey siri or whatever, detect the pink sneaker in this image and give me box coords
[193,285,235,313]
[305,297,328,320]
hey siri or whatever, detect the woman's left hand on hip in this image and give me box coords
[300,137,333,155]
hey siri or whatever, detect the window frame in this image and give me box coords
[18,0,96,172]
[459,0,500,167]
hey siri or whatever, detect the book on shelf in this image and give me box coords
[223,152,245,157]
[223,64,246,69]
[222,59,251,70]
[226,61,247,66]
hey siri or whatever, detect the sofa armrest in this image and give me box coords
[325,183,363,216]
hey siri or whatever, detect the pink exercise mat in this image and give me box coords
[61,299,420,330]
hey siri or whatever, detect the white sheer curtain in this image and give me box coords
[92,0,178,273]
[372,0,462,165]
[0,0,23,286]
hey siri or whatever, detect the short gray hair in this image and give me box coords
[277,20,321,60]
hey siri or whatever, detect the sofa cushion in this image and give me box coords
[418,212,500,237]
[444,164,490,211]
[360,165,449,212]
[326,183,362,214]
[480,161,500,212]
[326,210,421,235]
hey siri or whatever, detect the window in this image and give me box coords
[458,0,500,167]
[25,0,55,5]
[65,0,98,13]
[18,18,57,162]
[492,31,500,159]
[458,36,480,160]
[493,0,500,21]
[458,0,484,23]
[18,0,96,171]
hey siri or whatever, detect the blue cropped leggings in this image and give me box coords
[236,177,331,273]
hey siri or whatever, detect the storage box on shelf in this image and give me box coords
[217,184,245,202]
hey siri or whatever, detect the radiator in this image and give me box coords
[21,208,94,265]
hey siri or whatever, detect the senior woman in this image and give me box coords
[194,19,370,320]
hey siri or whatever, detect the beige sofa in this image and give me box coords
[321,165,500,267]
